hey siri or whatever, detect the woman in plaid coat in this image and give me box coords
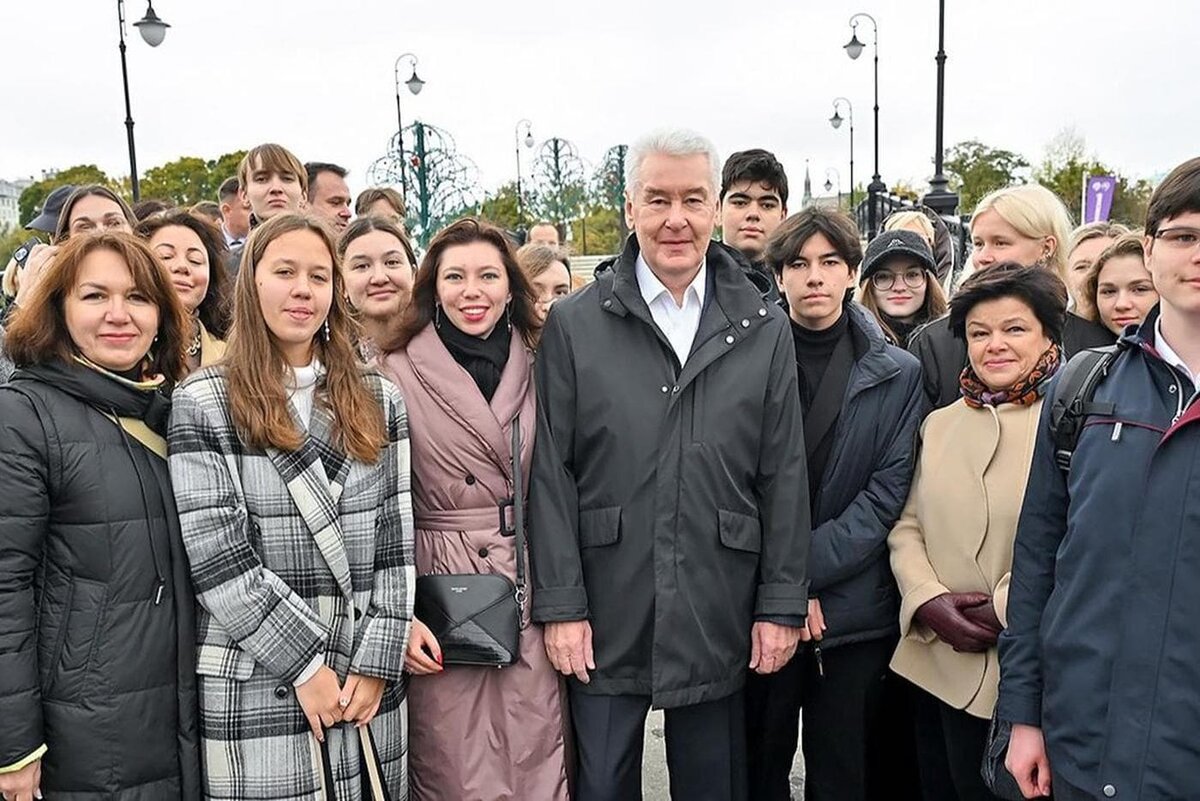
[168,215,415,801]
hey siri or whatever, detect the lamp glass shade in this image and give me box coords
[406,70,425,95]
[134,4,169,47]
[844,33,865,60]
[524,133,535,148]
[829,111,843,130]
[824,179,833,192]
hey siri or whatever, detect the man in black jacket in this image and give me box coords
[745,207,927,801]
[720,148,787,302]
[530,129,810,801]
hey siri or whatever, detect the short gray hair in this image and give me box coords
[625,129,721,198]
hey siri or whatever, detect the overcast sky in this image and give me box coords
[2,0,1195,203]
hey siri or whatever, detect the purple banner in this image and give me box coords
[1084,175,1116,223]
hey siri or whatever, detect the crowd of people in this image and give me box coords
[0,129,1196,801]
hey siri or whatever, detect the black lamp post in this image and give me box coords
[824,167,842,210]
[118,0,169,202]
[829,97,855,213]
[922,0,959,216]
[844,12,885,238]
[515,119,534,226]
[393,53,425,208]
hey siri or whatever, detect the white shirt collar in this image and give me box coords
[635,252,707,310]
[1155,316,1196,382]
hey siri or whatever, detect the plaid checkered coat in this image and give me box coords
[168,366,415,801]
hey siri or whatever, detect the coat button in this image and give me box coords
[1170,384,1178,394]
[1103,785,1116,797]
[603,299,613,308]
[725,335,735,345]
[274,685,289,699]
[478,547,489,558]
[758,308,767,317]
[741,319,750,328]
[465,474,476,485]
[661,385,669,393]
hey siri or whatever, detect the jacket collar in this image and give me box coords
[17,358,173,435]
[844,302,905,396]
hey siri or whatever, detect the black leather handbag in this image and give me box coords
[414,414,526,667]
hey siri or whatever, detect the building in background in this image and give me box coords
[0,179,34,231]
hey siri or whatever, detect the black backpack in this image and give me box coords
[1049,345,1122,473]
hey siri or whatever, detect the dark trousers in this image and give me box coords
[569,686,747,801]
[745,636,918,801]
[912,685,1000,801]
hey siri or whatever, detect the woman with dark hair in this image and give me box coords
[888,263,1067,801]
[858,229,949,347]
[379,218,569,800]
[337,216,417,362]
[168,214,414,800]
[138,210,232,373]
[0,232,200,800]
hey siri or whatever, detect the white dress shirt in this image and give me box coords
[635,253,706,366]
[1156,316,1197,385]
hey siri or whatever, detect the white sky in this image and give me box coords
[2,0,1195,203]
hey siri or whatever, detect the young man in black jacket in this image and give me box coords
[720,149,788,302]
[745,207,928,801]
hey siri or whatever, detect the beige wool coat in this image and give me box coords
[888,397,1042,719]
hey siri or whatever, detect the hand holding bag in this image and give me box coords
[413,413,526,667]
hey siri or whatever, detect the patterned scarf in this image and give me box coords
[960,343,1061,408]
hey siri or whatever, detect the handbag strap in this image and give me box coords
[511,412,527,610]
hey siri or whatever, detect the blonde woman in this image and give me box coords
[1065,221,1130,318]
[168,214,414,800]
[910,184,1114,408]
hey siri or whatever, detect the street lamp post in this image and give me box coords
[824,167,842,210]
[923,0,959,217]
[829,97,855,214]
[844,12,885,238]
[117,0,169,202]
[514,119,534,226]
[393,53,425,208]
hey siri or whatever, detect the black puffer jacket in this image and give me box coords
[0,360,200,799]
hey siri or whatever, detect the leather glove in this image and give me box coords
[960,596,1003,636]
[913,592,997,652]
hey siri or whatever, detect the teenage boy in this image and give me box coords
[745,207,927,801]
[1001,157,1200,800]
[720,149,788,300]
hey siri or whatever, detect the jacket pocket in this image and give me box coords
[195,640,258,681]
[579,506,621,548]
[718,509,762,554]
[50,577,108,701]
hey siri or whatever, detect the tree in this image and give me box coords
[569,205,622,256]
[529,138,589,232]
[18,165,116,227]
[1034,130,1150,226]
[475,182,522,232]
[944,140,1029,212]
[138,151,248,207]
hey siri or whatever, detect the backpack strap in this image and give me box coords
[2,381,64,489]
[1049,345,1120,473]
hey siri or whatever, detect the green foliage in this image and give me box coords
[945,140,1029,212]
[476,182,522,232]
[1034,131,1150,227]
[139,151,248,207]
[569,206,621,256]
[18,165,116,227]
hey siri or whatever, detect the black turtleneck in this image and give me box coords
[436,318,512,402]
[790,306,852,506]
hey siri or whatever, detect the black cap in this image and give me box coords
[26,185,77,233]
[860,229,936,285]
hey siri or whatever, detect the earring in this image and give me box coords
[435,303,442,326]
[505,303,513,332]
[322,320,331,342]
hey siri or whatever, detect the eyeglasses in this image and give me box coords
[1153,226,1200,251]
[870,268,927,291]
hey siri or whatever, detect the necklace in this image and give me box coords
[186,327,202,357]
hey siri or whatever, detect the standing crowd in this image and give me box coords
[0,129,1196,801]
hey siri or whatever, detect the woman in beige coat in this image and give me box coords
[379,219,570,801]
[889,264,1067,801]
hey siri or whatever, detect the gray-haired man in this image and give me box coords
[529,129,811,800]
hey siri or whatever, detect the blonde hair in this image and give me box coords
[516,242,571,281]
[1067,221,1131,257]
[883,212,935,246]
[3,257,19,299]
[237,144,308,197]
[972,184,1073,279]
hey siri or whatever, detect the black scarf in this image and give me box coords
[880,314,919,347]
[17,358,173,435]
[436,317,512,402]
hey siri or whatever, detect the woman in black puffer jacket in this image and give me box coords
[0,232,201,800]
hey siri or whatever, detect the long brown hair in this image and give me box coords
[53,185,138,243]
[136,209,233,338]
[858,272,948,345]
[6,232,188,383]
[225,214,385,463]
[385,217,539,352]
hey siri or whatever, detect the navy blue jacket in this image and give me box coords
[998,307,1200,799]
[808,303,928,649]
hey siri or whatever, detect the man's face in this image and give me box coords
[1146,210,1200,319]
[721,180,785,260]
[625,153,717,280]
[309,171,352,233]
[777,231,856,331]
[528,224,560,246]
[220,195,251,239]
[241,157,305,221]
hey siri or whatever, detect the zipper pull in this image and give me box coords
[814,644,825,678]
[1111,422,1123,442]
[154,581,165,606]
